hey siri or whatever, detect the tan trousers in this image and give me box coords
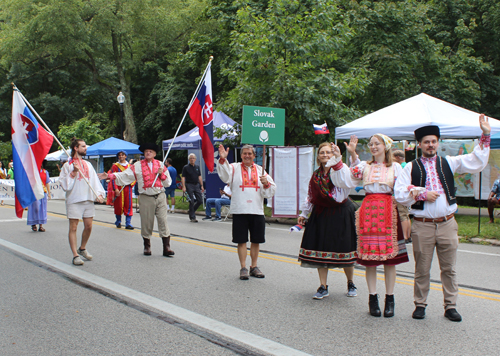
[139,192,170,239]
[411,218,459,310]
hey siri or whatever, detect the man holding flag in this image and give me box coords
[60,138,105,266]
[11,89,53,219]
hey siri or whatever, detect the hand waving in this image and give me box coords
[218,144,229,159]
[344,135,358,156]
[479,114,491,135]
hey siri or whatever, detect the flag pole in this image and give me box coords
[152,55,213,186]
[12,84,101,200]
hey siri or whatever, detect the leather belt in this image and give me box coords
[413,213,454,223]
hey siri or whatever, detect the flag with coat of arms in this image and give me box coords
[188,63,214,172]
[11,89,53,218]
[313,122,330,135]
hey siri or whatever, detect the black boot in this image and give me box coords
[143,237,151,256]
[162,236,175,257]
[369,294,381,317]
[384,294,395,317]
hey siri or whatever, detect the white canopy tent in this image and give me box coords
[45,148,69,161]
[335,93,500,140]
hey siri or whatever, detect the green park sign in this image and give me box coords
[241,105,285,146]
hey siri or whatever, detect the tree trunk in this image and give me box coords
[112,31,138,144]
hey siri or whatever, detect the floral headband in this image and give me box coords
[373,133,393,152]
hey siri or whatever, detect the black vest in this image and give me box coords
[410,156,456,210]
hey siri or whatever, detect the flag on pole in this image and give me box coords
[188,63,214,172]
[11,90,54,218]
[313,123,329,135]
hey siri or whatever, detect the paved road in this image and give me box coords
[1,201,500,355]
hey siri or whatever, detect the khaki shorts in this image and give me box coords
[396,202,410,222]
[66,201,95,220]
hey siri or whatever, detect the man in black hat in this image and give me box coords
[99,143,175,257]
[395,115,491,322]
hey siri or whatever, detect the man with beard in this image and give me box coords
[395,115,491,322]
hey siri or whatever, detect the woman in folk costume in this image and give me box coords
[109,150,135,229]
[297,142,358,300]
[329,134,409,318]
[27,161,51,232]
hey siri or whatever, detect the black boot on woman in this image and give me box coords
[384,294,395,317]
[369,294,381,317]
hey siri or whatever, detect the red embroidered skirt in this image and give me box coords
[355,193,408,267]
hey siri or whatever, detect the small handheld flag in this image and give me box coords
[290,224,304,233]
[313,123,329,135]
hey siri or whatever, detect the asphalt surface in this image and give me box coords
[1,200,500,355]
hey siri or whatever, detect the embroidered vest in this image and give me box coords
[410,157,456,210]
[362,163,395,188]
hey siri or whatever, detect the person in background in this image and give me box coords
[165,158,177,213]
[329,134,409,318]
[27,160,51,232]
[487,176,500,223]
[182,153,204,222]
[393,150,412,243]
[7,161,14,179]
[394,115,490,322]
[203,184,232,221]
[297,142,358,300]
[109,151,135,229]
[0,161,6,205]
[217,144,277,280]
[60,138,105,266]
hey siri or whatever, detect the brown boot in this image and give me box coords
[161,236,175,257]
[143,237,152,256]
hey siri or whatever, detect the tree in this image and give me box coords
[0,0,207,145]
[57,117,105,147]
[342,0,492,113]
[219,0,368,145]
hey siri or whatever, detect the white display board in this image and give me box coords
[0,177,66,201]
[271,147,315,217]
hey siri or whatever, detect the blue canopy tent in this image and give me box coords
[86,137,141,173]
[491,131,500,149]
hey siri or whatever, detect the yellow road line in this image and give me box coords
[24,210,500,302]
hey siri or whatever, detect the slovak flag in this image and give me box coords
[11,90,53,218]
[188,63,214,172]
[313,123,329,135]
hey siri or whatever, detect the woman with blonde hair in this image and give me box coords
[329,134,408,318]
[297,142,358,300]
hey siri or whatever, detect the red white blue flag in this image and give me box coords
[188,63,214,172]
[313,123,330,135]
[11,90,53,218]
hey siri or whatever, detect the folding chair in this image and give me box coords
[221,205,231,221]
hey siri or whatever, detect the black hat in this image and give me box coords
[139,143,159,153]
[414,125,440,142]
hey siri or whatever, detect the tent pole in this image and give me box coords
[478,171,482,235]
[152,56,213,186]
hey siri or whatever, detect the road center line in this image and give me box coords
[0,238,312,356]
